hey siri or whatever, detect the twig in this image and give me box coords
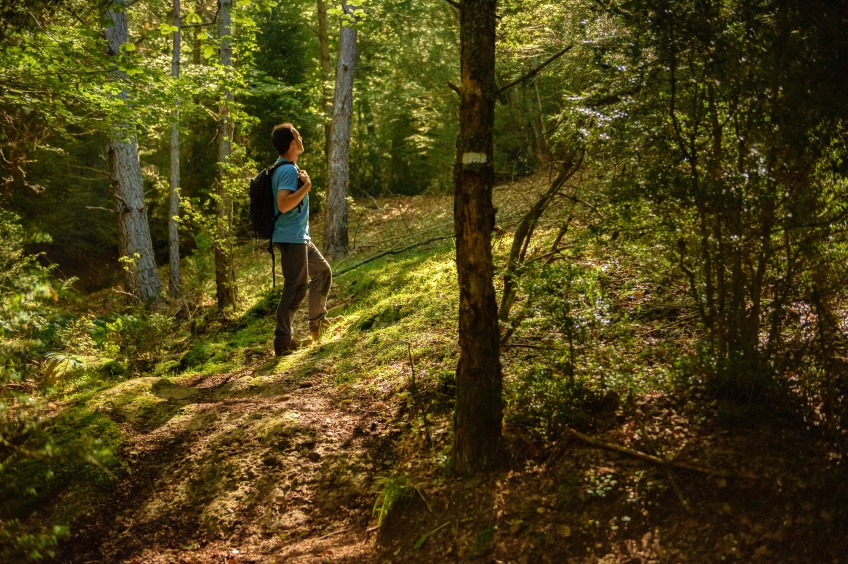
[497,45,574,95]
[319,527,350,540]
[501,343,558,351]
[333,236,452,277]
[564,427,759,480]
[638,422,691,512]
[414,486,433,513]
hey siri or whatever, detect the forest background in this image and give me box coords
[2,0,848,561]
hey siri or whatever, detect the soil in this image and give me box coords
[50,353,847,563]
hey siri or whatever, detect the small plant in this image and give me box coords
[41,352,85,391]
[582,467,619,500]
[506,364,595,439]
[51,316,98,356]
[90,313,172,371]
[372,475,414,528]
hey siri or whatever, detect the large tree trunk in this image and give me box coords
[317,0,332,168]
[105,0,162,303]
[214,0,236,309]
[323,0,357,261]
[452,0,502,475]
[168,0,181,298]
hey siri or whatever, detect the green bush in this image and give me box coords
[506,364,596,439]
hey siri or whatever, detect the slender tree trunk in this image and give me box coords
[317,0,332,168]
[214,0,236,309]
[323,0,357,261]
[168,0,182,298]
[104,0,162,303]
[533,59,549,159]
[452,0,502,475]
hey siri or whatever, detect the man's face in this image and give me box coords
[290,127,304,155]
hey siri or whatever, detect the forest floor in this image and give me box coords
[8,176,848,563]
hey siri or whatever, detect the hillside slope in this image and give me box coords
[3,177,846,563]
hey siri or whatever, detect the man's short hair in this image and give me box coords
[272,123,295,155]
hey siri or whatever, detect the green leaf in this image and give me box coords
[201,44,217,60]
[413,533,427,550]
[119,42,136,52]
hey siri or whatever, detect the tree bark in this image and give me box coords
[323,0,358,261]
[214,0,236,309]
[168,0,181,298]
[452,0,502,475]
[317,0,333,168]
[104,0,162,303]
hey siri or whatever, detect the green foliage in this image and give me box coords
[0,212,112,560]
[580,0,848,404]
[372,474,414,528]
[506,364,596,438]
[0,521,69,562]
[41,352,85,391]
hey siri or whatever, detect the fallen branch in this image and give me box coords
[333,236,453,277]
[501,343,558,351]
[564,427,759,481]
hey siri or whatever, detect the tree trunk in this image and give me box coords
[168,0,181,298]
[452,0,502,475]
[323,0,357,261]
[317,0,333,168]
[214,0,237,309]
[105,0,162,303]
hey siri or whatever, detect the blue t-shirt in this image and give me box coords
[271,158,310,243]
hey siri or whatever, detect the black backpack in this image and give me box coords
[249,161,288,239]
[249,161,289,287]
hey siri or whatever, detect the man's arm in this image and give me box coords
[277,169,312,213]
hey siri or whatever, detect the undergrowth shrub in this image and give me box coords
[90,313,172,372]
[372,475,414,528]
[506,364,596,438]
[0,212,108,560]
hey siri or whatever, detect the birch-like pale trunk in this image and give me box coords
[317,0,332,168]
[168,0,181,298]
[105,0,162,302]
[323,0,358,261]
[214,0,236,309]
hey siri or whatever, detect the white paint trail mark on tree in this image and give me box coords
[462,152,487,165]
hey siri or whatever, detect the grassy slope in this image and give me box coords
[3,176,847,562]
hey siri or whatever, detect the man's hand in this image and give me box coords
[298,169,312,191]
[277,168,313,214]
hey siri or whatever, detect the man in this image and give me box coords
[270,123,333,356]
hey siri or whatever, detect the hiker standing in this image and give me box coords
[270,123,333,356]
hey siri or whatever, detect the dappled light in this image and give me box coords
[2,0,848,561]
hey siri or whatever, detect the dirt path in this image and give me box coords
[61,363,396,563]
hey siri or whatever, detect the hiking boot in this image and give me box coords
[274,338,300,357]
[309,316,341,340]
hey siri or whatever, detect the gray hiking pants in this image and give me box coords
[274,241,332,348]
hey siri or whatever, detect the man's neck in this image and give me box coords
[279,151,298,164]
